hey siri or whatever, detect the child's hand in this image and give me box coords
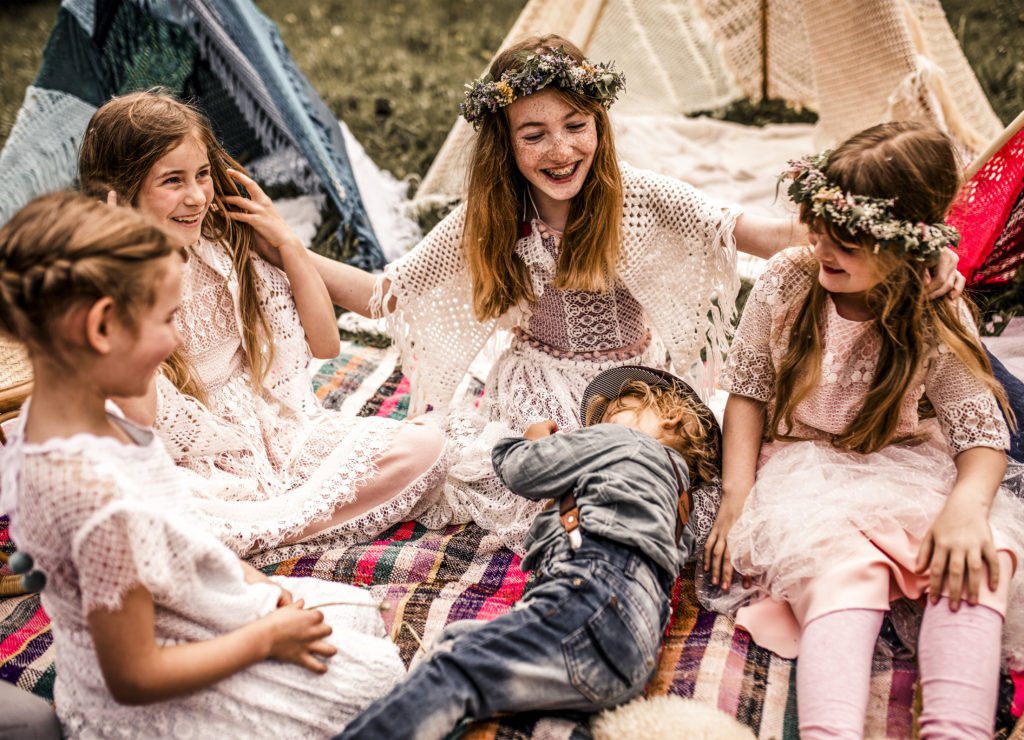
[915,497,1000,611]
[261,599,336,673]
[924,248,966,300]
[222,169,299,264]
[703,495,746,591]
[524,420,558,440]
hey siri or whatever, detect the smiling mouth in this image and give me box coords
[541,162,580,181]
[171,215,203,226]
[821,265,845,275]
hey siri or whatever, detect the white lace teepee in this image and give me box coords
[415,0,1000,205]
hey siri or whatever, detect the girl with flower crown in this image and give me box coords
[297,35,962,553]
[77,92,448,559]
[702,121,1024,739]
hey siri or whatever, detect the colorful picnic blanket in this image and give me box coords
[2,336,1022,738]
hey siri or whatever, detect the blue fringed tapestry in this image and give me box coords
[0,0,385,270]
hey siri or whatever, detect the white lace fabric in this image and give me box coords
[372,163,742,417]
[721,247,1010,454]
[0,411,405,738]
[393,165,738,553]
[153,239,443,556]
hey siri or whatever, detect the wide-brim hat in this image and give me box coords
[579,365,722,486]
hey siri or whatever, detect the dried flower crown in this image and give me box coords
[782,151,959,263]
[459,46,625,129]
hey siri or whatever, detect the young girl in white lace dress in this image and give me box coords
[703,122,1024,739]
[0,193,405,738]
[77,92,446,559]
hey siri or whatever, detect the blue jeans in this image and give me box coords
[334,535,672,740]
[987,348,1024,462]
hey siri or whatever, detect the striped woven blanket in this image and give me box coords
[2,337,1021,738]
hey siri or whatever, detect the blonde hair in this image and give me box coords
[772,122,1013,452]
[0,192,180,361]
[78,90,273,403]
[463,35,623,321]
[593,379,720,485]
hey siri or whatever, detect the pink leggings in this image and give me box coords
[797,600,1002,739]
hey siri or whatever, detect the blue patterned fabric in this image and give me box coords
[0,0,384,270]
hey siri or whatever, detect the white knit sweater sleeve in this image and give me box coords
[370,203,497,415]
[616,164,742,397]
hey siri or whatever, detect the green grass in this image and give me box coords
[2,0,1021,178]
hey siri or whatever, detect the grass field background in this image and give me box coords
[1,0,1022,181]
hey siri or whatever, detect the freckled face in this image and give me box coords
[135,136,214,249]
[505,88,597,224]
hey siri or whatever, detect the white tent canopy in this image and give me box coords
[416,0,1000,206]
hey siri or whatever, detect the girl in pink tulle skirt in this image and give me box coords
[703,121,1024,739]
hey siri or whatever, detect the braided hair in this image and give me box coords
[0,192,179,357]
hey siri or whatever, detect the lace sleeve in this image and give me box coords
[251,255,318,415]
[370,204,497,415]
[33,454,178,615]
[926,301,1010,455]
[720,248,814,401]
[154,373,249,460]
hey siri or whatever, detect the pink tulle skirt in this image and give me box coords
[705,429,1024,667]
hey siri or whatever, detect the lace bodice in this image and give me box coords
[516,230,648,356]
[371,163,742,414]
[721,248,1010,454]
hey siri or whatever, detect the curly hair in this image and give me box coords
[594,379,720,486]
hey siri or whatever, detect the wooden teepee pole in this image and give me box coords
[760,0,769,102]
[965,108,1024,181]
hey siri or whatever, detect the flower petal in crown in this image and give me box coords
[781,151,958,263]
[459,46,625,129]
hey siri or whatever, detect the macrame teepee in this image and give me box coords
[416,0,1002,204]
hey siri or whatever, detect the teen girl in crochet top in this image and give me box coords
[283,35,964,554]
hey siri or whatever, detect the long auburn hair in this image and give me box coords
[78,90,273,403]
[771,121,1013,453]
[463,35,623,321]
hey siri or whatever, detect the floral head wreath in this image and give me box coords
[459,46,625,129]
[782,151,959,263]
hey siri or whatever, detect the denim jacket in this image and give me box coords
[492,424,694,576]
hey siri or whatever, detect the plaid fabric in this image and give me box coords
[1,341,1021,737]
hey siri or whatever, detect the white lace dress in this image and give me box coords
[376,164,741,552]
[711,247,1024,668]
[153,239,446,557]
[0,407,405,739]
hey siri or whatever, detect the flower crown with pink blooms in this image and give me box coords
[782,151,959,263]
[459,46,625,129]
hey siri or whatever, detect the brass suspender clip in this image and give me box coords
[558,495,583,550]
